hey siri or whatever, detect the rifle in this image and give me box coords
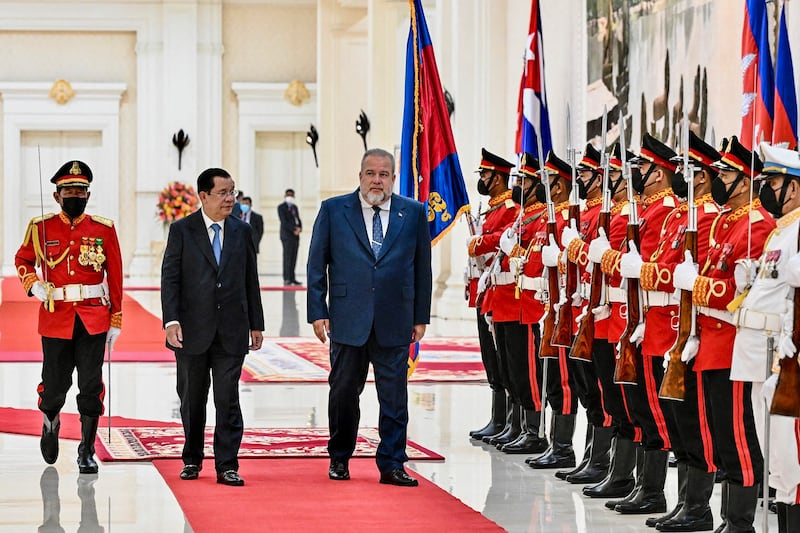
[466,204,486,271]
[552,106,580,348]
[660,117,695,400]
[614,116,640,385]
[571,107,609,361]
[769,225,800,417]
[536,146,559,357]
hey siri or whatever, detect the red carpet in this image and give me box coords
[242,337,486,383]
[0,407,178,440]
[153,458,502,532]
[95,426,442,462]
[0,277,173,362]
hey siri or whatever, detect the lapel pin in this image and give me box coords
[398,212,403,217]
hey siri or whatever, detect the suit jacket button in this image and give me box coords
[216,283,222,288]
[217,304,221,310]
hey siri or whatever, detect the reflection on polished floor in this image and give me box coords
[0,282,779,532]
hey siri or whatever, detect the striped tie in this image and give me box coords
[371,206,383,257]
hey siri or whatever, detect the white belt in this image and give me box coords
[51,283,108,302]
[737,308,782,332]
[520,275,545,292]
[607,287,626,303]
[492,272,516,286]
[467,263,482,279]
[644,291,672,308]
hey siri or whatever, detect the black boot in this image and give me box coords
[615,449,668,514]
[567,426,613,484]
[470,389,507,440]
[605,445,645,508]
[656,465,714,531]
[499,409,548,454]
[647,462,688,527]
[40,413,60,465]
[712,480,729,533]
[719,483,758,533]
[484,402,522,446]
[776,502,800,533]
[556,423,593,480]
[529,414,576,469]
[584,436,636,498]
[77,415,99,474]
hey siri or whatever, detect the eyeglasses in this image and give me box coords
[206,189,238,199]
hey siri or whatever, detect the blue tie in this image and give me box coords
[211,223,221,264]
[371,206,383,257]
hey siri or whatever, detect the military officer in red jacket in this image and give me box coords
[15,161,123,474]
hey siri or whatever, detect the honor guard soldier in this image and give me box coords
[734,143,800,533]
[15,161,123,474]
[673,136,775,532]
[467,149,519,442]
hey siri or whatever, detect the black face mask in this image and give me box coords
[61,197,88,219]
[511,185,525,204]
[759,179,791,218]
[477,173,495,196]
[633,164,655,194]
[711,172,744,206]
[671,172,688,198]
[577,172,598,200]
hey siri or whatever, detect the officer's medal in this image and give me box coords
[79,237,107,272]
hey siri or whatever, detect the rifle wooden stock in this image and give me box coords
[540,220,560,358]
[571,211,610,361]
[614,223,640,385]
[770,229,800,417]
[659,230,697,401]
[553,204,581,348]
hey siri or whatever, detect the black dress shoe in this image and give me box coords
[290,280,303,286]
[379,468,419,487]
[217,470,244,486]
[40,414,60,465]
[179,464,201,480]
[328,461,350,481]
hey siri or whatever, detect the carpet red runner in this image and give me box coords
[0,277,173,362]
[0,407,178,440]
[153,458,502,532]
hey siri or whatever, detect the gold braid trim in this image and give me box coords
[643,188,674,207]
[611,200,629,216]
[692,276,712,306]
[566,238,584,263]
[727,199,761,223]
[20,272,38,293]
[601,249,622,275]
[111,312,122,329]
[557,252,567,274]
[640,262,658,291]
[585,196,604,209]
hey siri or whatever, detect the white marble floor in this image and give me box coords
[0,281,779,532]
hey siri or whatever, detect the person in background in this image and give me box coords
[240,196,264,254]
[278,188,303,285]
[231,190,244,218]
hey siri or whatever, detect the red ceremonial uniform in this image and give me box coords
[565,196,604,335]
[600,199,639,343]
[15,212,124,338]
[502,202,547,323]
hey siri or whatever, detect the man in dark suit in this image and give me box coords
[278,188,302,285]
[307,148,432,487]
[161,167,264,487]
[240,196,264,253]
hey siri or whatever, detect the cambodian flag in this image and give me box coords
[400,0,470,246]
[772,5,797,150]
[740,0,774,150]
[515,0,552,158]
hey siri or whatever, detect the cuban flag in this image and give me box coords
[400,0,470,246]
[772,5,798,150]
[740,0,774,150]
[515,0,553,158]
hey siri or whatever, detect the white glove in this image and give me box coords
[508,257,524,275]
[106,326,121,352]
[484,313,493,328]
[762,373,779,399]
[571,290,582,307]
[779,333,796,359]
[733,259,755,292]
[552,287,567,313]
[477,270,491,295]
[588,227,611,263]
[575,305,588,324]
[681,335,699,362]
[620,241,643,279]
[561,220,580,248]
[592,304,611,321]
[673,251,698,292]
[541,234,561,268]
[630,322,645,346]
[463,266,469,285]
[499,227,517,255]
[786,253,800,288]
[31,281,49,302]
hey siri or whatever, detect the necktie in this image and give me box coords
[371,206,383,257]
[211,223,221,265]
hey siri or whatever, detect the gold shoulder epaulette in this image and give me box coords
[749,210,764,224]
[621,203,631,216]
[504,199,515,209]
[91,215,114,227]
[662,196,676,208]
[703,202,720,214]
[30,213,55,224]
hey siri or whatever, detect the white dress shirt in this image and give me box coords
[360,194,390,242]
[201,209,226,248]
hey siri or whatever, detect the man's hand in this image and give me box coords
[620,242,643,279]
[673,251,699,291]
[312,319,330,343]
[106,326,121,352]
[249,330,264,351]
[477,270,491,295]
[411,324,427,343]
[588,227,611,263]
[541,234,561,268]
[499,227,517,255]
[561,220,580,248]
[166,323,183,349]
[31,281,50,302]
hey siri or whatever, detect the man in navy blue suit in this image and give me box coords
[307,148,432,487]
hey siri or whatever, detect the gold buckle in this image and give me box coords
[62,284,84,302]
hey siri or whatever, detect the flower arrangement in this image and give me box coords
[157,181,199,224]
